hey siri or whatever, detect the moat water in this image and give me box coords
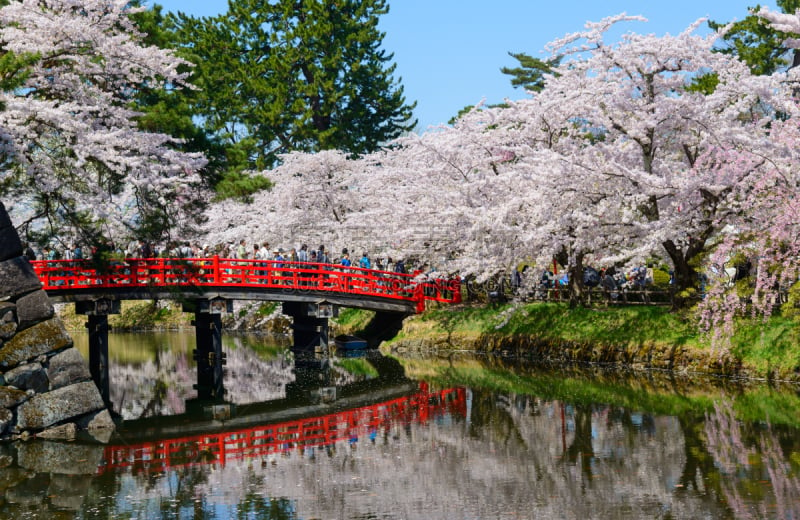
[1,331,799,519]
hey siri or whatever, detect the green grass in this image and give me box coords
[59,300,192,331]
[418,303,698,347]
[729,315,800,377]
[332,308,375,333]
[400,302,800,380]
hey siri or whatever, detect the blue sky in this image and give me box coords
[151,0,779,130]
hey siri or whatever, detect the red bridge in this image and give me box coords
[31,258,461,405]
[32,257,461,314]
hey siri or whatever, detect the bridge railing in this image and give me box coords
[31,257,461,311]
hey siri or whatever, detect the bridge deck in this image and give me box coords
[32,257,461,313]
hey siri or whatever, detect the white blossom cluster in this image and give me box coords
[0,0,205,239]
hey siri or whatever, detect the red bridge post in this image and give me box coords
[212,255,221,284]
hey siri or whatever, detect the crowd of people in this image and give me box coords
[24,238,411,275]
[514,264,661,302]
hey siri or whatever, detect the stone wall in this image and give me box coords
[0,201,113,441]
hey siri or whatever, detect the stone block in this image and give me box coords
[0,202,22,263]
[0,228,22,263]
[47,347,91,390]
[0,318,72,369]
[0,408,12,435]
[16,440,104,475]
[37,422,77,441]
[16,381,104,431]
[0,322,15,341]
[0,302,16,340]
[0,302,14,323]
[0,466,26,495]
[0,386,27,408]
[4,363,49,394]
[16,291,53,331]
[0,201,11,229]
[76,408,115,432]
[0,257,41,301]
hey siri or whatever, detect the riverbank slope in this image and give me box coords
[381,303,800,383]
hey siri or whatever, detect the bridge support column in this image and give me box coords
[76,299,121,410]
[184,299,232,400]
[193,312,224,400]
[283,301,336,353]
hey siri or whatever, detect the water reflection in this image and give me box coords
[1,334,798,519]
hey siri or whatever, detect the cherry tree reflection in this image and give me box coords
[705,401,800,519]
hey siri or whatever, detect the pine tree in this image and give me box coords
[167,0,416,172]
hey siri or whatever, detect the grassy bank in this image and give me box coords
[386,302,800,382]
[57,300,192,331]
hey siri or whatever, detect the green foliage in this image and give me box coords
[162,0,416,171]
[256,302,279,316]
[56,300,194,331]
[710,0,800,75]
[686,72,720,95]
[500,52,560,92]
[782,280,800,319]
[651,269,671,289]
[422,303,697,347]
[412,302,800,380]
[214,171,273,202]
[0,49,38,100]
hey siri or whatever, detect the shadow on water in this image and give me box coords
[1,334,798,519]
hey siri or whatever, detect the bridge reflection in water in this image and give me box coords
[101,383,467,476]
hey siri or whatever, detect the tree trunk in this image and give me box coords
[567,252,586,308]
[663,240,699,309]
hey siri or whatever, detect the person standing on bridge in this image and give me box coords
[297,244,308,263]
[272,248,286,285]
[255,243,270,282]
[359,252,371,270]
[317,245,329,265]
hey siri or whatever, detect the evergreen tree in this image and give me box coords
[710,1,800,75]
[166,0,416,172]
[126,2,242,200]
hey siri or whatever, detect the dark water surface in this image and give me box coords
[1,332,799,519]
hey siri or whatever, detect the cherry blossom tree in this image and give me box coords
[0,0,206,247]
[488,15,792,306]
[201,14,799,315]
[699,8,800,334]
